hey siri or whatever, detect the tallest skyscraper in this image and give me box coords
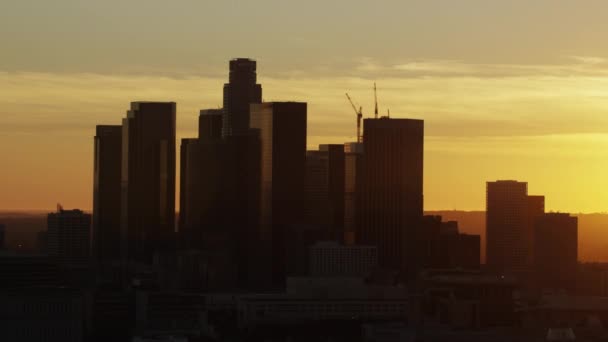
[222,58,262,137]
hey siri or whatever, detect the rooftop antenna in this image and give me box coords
[374,82,379,119]
[387,109,390,118]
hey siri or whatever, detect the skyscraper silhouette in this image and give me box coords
[222,58,262,137]
[534,213,578,290]
[357,117,424,272]
[304,144,346,242]
[198,109,223,140]
[250,102,307,286]
[344,142,363,245]
[121,102,176,265]
[486,180,543,275]
[93,125,122,267]
[48,207,91,267]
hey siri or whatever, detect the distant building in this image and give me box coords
[344,142,363,244]
[237,276,408,329]
[121,102,176,265]
[534,213,578,291]
[47,207,91,267]
[414,216,480,273]
[179,132,262,290]
[420,270,517,329]
[304,144,346,241]
[93,125,122,268]
[577,263,608,296]
[0,253,59,289]
[357,117,424,273]
[486,180,544,275]
[0,288,85,342]
[250,102,307,286]
[199,108,223,140]
[222,58,262,137]
[0,224,5,250]
[309,241,377,276]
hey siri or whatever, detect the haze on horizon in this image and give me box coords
[2,0,608,212]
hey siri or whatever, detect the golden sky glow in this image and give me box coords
[1,1,608,212]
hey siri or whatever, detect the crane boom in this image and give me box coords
[345,93,363,143]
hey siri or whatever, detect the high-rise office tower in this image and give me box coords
[344,142,363,245]
[179,131,262,290]
[47,207,91,267]
[486,180,543,275]
[304,144,345,241]
[222,58,262,137]
[526,195,545,266]
[250,102,307,286]
[93,125,122,266]
[357,117,424,272]
[121,102,176,265]
[199,109,223,140]
[534,213,578,290]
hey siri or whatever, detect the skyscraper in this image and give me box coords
[93,125,122,267]
[222,58,262,137]
[304,144,346,241]
[199,109,223,140]
[486,180,542,275]
[534,213,578,290]
[250,102,307,286]
[121,102,176,265]
[357,117,424,272]
[179,130,262,290]
[47,207,91,267]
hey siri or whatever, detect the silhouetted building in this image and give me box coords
[309,241,377,276]
[0,288,85,342]
[250,102,307,286]
[0,224,5,250]
[93,125,122,269]
[284,224,327,276]
[0,253,60,289]
[357,117,424,273]
[199,108,223,140]
[527,195,545,266]
[534,213,578,291]
[344,142,363,244]
[47,207,91,267]
[486,180,542,275]
[36,230,47,254]
[304,144,346,241]
[420,270,517,329]
[222,58,262,137]
[415,216,481,272]
[179,132,262,289]
[121,102,176,265]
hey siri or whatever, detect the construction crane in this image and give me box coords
[345,93,363,143]
[374,82,379,119]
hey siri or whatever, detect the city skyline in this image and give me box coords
[3,1,608,213]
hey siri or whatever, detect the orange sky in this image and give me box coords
[1,1,608,212]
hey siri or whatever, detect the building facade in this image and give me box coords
[357,117,424,273]
[534,213,578,290]
[486,180,542,275]
[222,58,262,137]
[121,102,176,265]
[250,102,307,286]
[93,125,122,267]
[47,207,91,267]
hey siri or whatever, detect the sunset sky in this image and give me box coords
[2,0,608,212]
